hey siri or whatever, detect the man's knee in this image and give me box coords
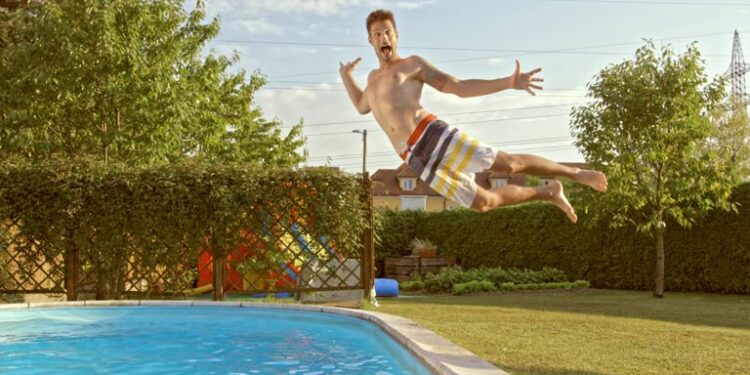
[492,152,521,174]
[470,189,494,213]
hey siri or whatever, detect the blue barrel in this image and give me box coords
[375,278,399,297]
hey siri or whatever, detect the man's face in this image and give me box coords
[368,20,398,62]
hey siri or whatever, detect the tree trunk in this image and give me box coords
[653,227,665,298]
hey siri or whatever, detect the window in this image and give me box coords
[400,196,426,210]
[490,178,508,188]
[400,177,417,191]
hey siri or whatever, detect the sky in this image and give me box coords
[192,0,750,173]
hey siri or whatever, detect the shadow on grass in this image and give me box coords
[501,365,609,375]
[386,289,750,330]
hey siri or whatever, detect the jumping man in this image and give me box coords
[339,9,607,222]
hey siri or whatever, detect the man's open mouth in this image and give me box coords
[381,46,392,54]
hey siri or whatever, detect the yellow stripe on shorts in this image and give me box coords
[433,133,468,194]
[445,138,479,199]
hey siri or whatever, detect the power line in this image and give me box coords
[547,0,750,6]
[332,144,577,169]
[241,30,733,79]
[261,87,588,99]
[306,136,573,161]
[288,102,585,129]
[311,142,567,163]
[431,32,733,65]
[262,86,345,92]
[216,31,733,56]
[304,113,572,137]
[269,80,588,91]
[216,39,621,54]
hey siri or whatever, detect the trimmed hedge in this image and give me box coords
[0,158,367,297]
[376,183,750,294]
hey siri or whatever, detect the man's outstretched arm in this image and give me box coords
[416,57,543,98]
[339,57,371,114]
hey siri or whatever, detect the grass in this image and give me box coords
[368,289,750,375]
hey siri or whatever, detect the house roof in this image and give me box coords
[370,162,587,197]
[394,163,419,178]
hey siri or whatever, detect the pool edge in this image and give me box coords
[1,300,508,375]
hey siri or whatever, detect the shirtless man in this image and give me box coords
[339,9,607,222]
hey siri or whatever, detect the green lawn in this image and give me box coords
[369,289,750,375]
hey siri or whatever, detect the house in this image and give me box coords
[370,162,588,211]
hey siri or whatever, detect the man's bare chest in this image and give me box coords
[367,70,422,98]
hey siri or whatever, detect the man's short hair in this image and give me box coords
[366,9,396,34]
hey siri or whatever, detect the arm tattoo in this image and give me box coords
[425,68,448,91]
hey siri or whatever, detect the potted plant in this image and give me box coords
[410,238,438,258]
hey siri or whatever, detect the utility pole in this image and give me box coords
[352,129,367,176]
[727,30,750,113]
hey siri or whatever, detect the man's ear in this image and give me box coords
[368,33,373,45]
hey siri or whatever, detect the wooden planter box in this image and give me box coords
[384,256,457,281]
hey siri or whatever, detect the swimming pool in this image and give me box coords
[0,304,434,374]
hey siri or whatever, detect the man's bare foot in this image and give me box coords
[546,180,577,223]
[572,169,608,192]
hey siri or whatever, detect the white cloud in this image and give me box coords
[392,0,437,9]
[299,22,354,38]
[206,0,437,17]
[488,57,506,65]
[207,0,361,16]
[271,46,319,56]
[238,19,283,35]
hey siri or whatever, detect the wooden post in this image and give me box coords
[212,255,225,301]
[361,173,376,295]
[64,245,79,301]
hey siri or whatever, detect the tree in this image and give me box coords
[570,42,741,298]
[708,95,750,179]
[0,0,40,49]
[0,0,303,166]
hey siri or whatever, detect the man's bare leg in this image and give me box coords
[491,152,608,192]
[470,180,577,222]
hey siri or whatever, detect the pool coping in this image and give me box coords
[0,300,508,375]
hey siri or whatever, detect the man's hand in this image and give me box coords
[510,60,544,96]
[339,57,362,77]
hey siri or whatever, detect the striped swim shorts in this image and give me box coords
[402,114,497,208]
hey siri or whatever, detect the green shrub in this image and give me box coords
[412,266,577,293]
[498,280,590,291]
[400,280,424,291]
[453,280,497,295]
[422,266,474,293]
[483,266,568,285]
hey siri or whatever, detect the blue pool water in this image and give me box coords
[0,306,433,374]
